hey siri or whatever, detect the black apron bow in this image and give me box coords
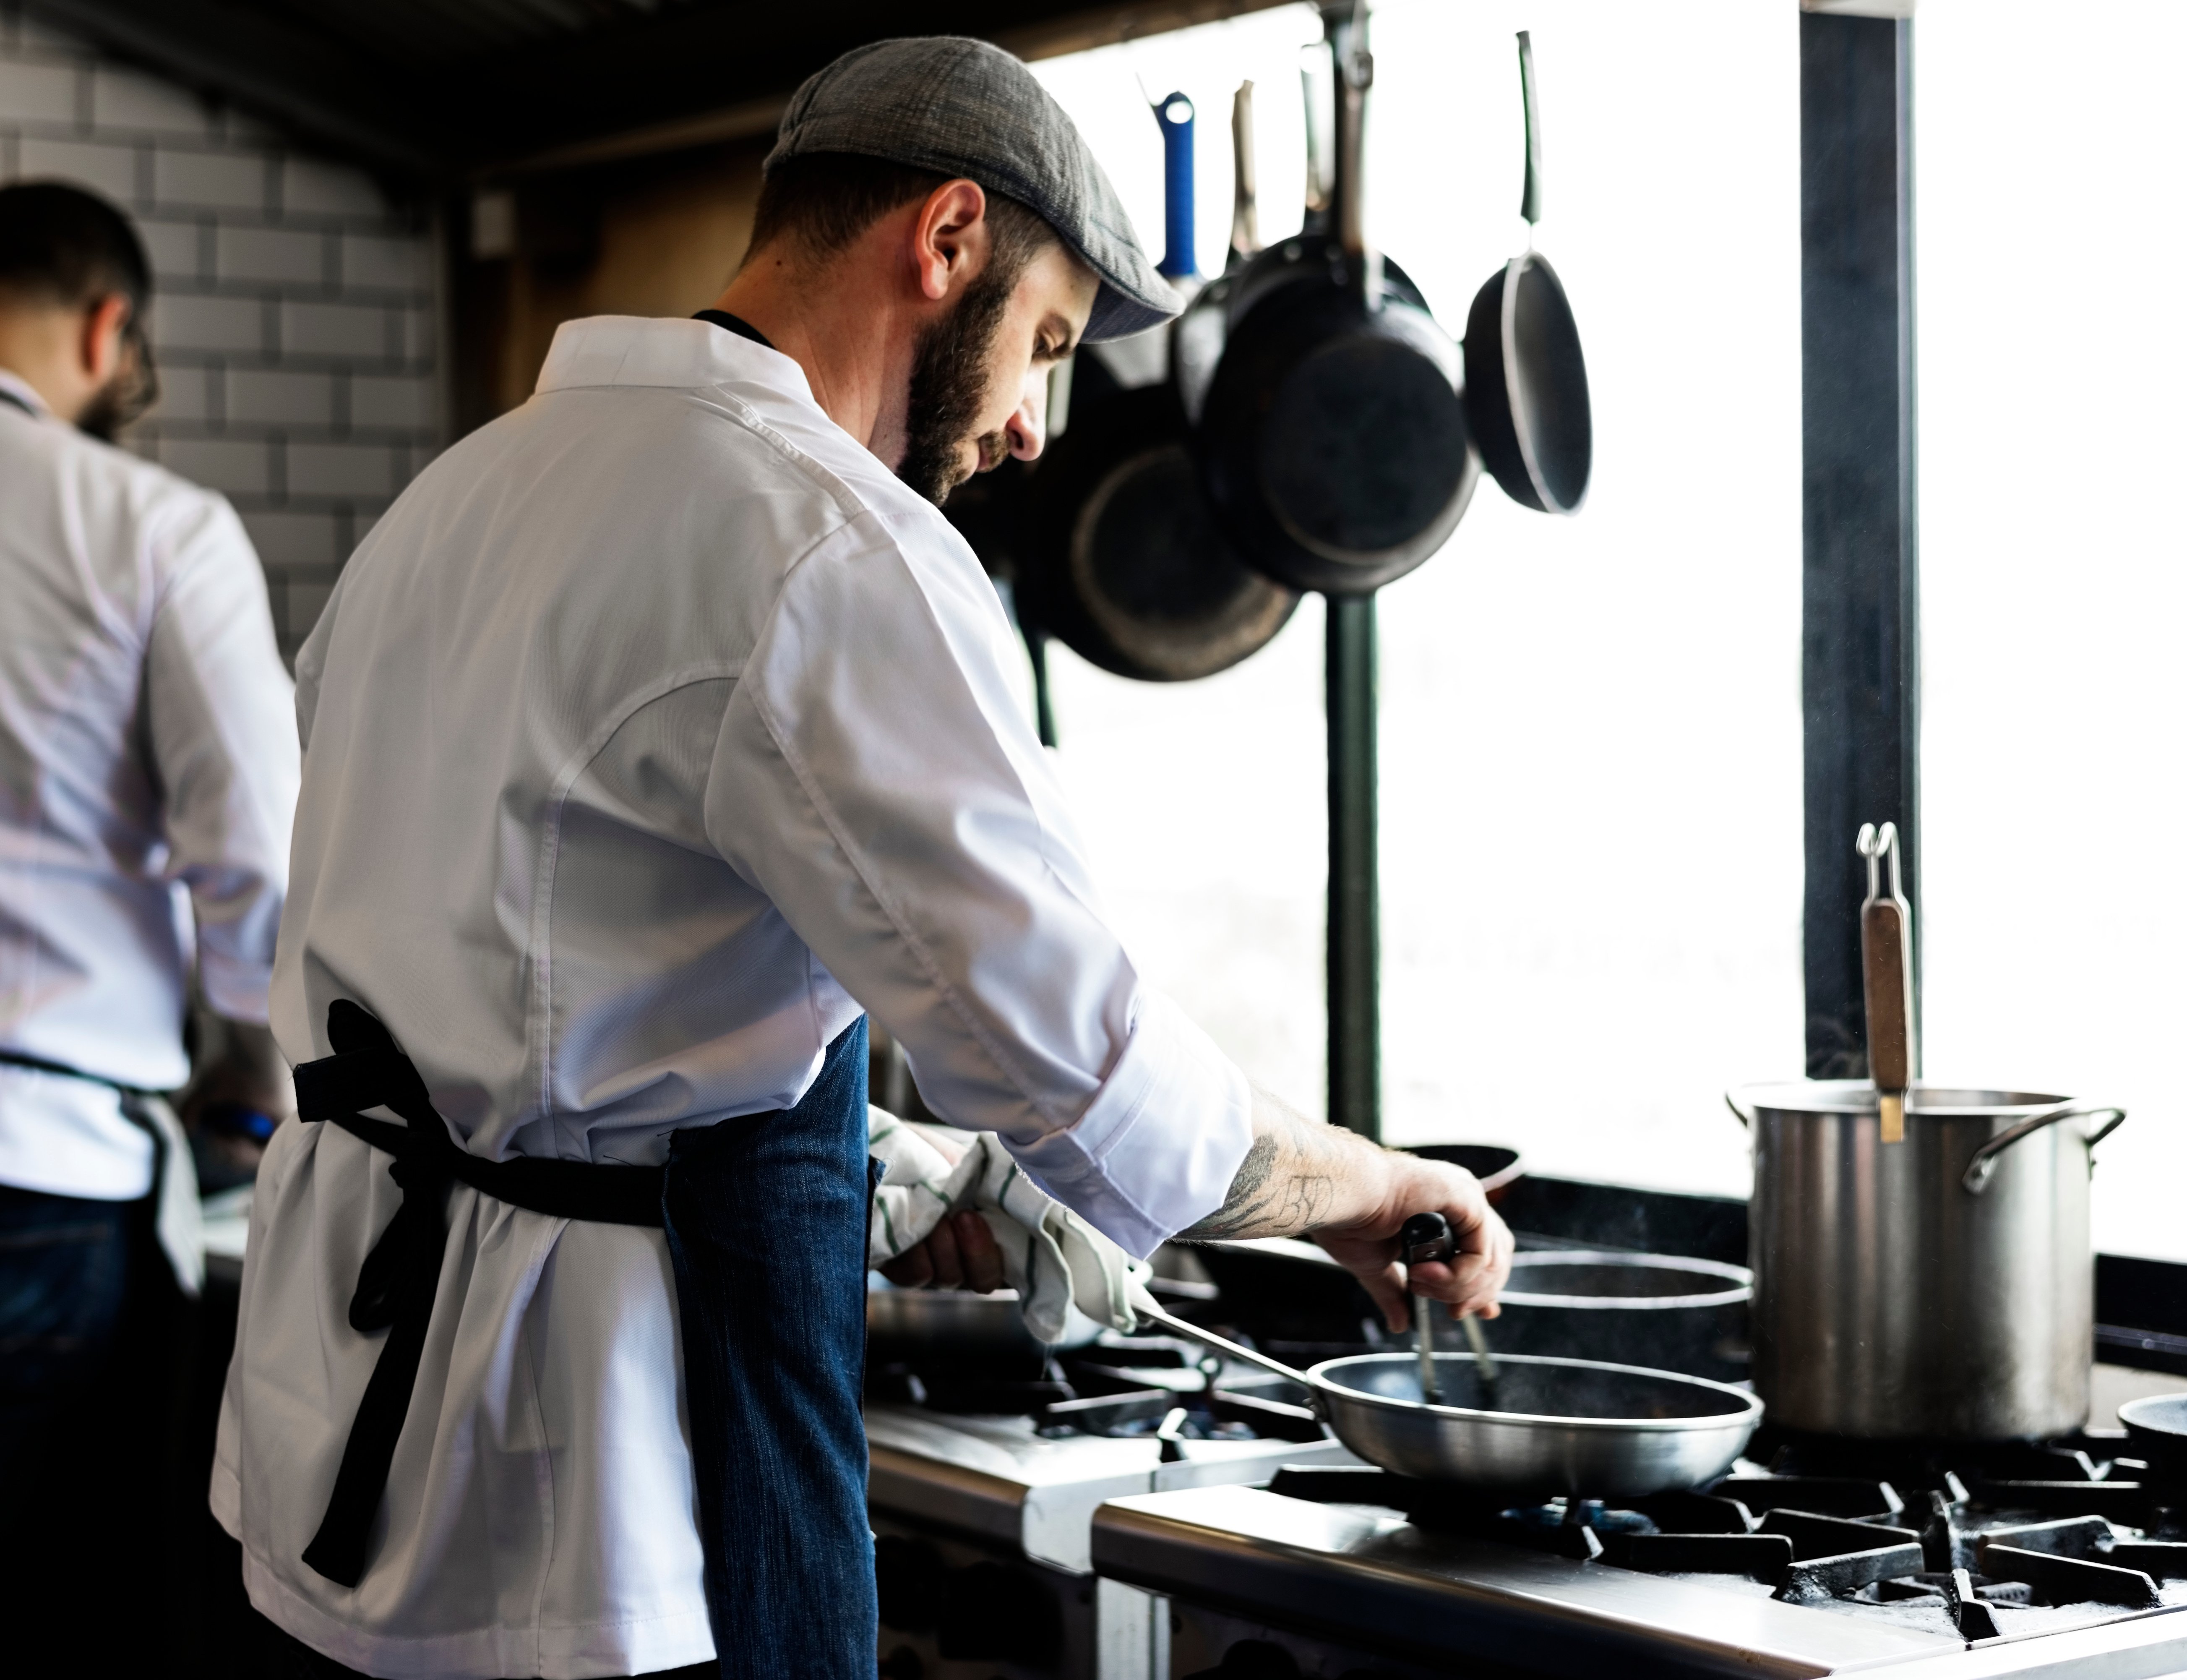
[294,1001,667,1587]
[289,1002,881,1680]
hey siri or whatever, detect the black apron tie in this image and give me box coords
[292,1001,879,1673]
[294,1001,666,1588]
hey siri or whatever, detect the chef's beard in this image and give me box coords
[895,263,1016,506]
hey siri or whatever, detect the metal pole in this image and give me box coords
[1801,9,1919,1080]
[1327,592,1379,1138]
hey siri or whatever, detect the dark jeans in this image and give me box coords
[0,1182,190,1676]
[663,1017,880,1680]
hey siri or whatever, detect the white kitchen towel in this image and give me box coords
[868,1107,1145,1341]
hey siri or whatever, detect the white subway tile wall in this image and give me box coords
[0,6,442,656]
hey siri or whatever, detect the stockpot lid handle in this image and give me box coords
[1962,1105,2128,1195]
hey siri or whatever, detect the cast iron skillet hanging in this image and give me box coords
[1464,32,1592,515]
[1194,3,1478,596]
[1018,87,1298,682]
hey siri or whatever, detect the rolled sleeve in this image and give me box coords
[1007,989,1254,1257]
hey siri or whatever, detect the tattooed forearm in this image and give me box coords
[1176,1103,1352,1241]
[1176,1135,1278,1240]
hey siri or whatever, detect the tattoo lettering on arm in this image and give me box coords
[1175,1108,1350,1242]
[1175,1134,1279,1241]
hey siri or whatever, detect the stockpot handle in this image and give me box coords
[1724,1090,1756,1129]
[1963,1106,2128,1195]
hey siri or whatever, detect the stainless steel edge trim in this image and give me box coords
[868,1444,1029,1552]
[1090,1492,1950,1680]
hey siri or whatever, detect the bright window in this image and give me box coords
[1918,0,2187,1261]
[1032,1,1803,1200]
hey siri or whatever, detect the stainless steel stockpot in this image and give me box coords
[1729,1082,2125,1441]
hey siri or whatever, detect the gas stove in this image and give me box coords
[866,1326,1363,1680]
[1091,1432,2187,1678]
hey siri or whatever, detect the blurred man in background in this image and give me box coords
[0,180,299,1667]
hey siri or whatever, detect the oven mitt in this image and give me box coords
[867,1107,1147,1341]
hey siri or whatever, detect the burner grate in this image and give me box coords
[1262,1445,2187,1626]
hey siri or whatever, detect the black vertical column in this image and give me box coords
[1801,10,1919,1080]
[1327,594,1379,1139]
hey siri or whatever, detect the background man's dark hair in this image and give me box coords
[743,152,1057,291]
[0,180,151,316]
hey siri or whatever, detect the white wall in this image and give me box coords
[1033,1,1805,1200]
[0,5,441,655]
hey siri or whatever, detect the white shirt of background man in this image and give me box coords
[0,366,297,1201]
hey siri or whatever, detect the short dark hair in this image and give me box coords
[743,151,1057,282]
[0,180,151,316]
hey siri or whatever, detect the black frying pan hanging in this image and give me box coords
[1018,86,1298,682]
[1464,32,1592,516]
[1194,4,1478,596]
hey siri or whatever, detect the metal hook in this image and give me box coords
[1856,821,1902,903]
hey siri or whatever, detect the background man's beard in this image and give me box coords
[77,338,159,443]
[896,265,1016,506]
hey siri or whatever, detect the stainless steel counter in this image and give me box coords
[1092,1485,2187,1679]
[865,1403,1358,1574]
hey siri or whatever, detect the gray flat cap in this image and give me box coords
[766,36,1178,343]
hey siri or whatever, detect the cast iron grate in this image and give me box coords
[1263,1445,2187,1638]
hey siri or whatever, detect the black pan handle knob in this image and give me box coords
[1400,1211,1455,1267]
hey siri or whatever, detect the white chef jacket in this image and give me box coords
[215,315,1255,1678]
[0,367,295,1202]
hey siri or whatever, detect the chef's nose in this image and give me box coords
[1006,367,1048,462]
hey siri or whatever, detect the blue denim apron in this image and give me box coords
[292,1004,878,1679]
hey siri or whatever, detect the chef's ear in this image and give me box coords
[910,179,991,303]
[78,293,132,382]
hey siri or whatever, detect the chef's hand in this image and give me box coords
[178,1020,297,1173]
[1176,1086,1513,1335]
[879,1210,1007,1294]
[1310,1151,1514,1336]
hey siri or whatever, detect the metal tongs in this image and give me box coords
[1856,822,1916,1144]
[1400,1211,1496,1405]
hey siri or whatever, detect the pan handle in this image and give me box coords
[1724,1090,1756,1129]
[1963,1105,2127,1195]
[1299,42,1332,230]
[1517,31,1543,227]
[1154,91,1197,281]
[1130,1291,1319,1394]
[1230,81,1260,263]
[1322,0,1375,286]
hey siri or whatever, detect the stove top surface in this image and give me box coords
[1090,1440,2187,1679]
[864,1337,1362,1573]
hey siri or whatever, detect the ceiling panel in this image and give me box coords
[30,0,1293,181]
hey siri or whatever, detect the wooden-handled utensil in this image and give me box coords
[1856,822,1915,1143]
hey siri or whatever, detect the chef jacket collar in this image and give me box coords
[693,309,772,350]
[534,315,813,406]
[0,367,51,419]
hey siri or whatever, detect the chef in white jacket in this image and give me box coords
[218,38,1512,1680]
[0,181,298,1664]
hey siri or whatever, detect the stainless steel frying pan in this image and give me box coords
[1132,1297,1760,1498]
